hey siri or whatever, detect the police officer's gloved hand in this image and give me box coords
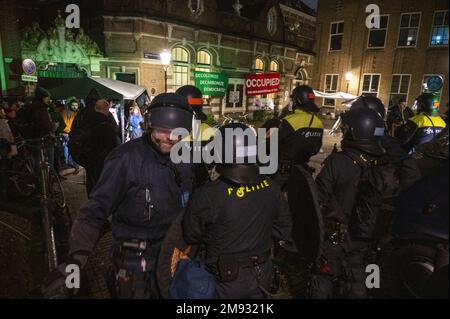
[41,253,89,299]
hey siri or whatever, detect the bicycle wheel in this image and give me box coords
[11,158,37,197]
[48,169,66,209]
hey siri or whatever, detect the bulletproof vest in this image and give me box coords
[408,113,447,148]
[280,109,324,164]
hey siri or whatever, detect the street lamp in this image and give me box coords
[345,71,353,93]
[160,49,172,92]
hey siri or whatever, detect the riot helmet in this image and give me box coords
[145,93,193,132]
[214,123,261,185]
[350,95,386,119]
[291,85,319,113]
[175,85,206,121]
[416,93,438,115]
[341,107,386,155]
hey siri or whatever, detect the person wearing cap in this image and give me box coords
[29,87,54,139]
[275,85,324,190]
[43,93,194,299]
[182,123,292,298]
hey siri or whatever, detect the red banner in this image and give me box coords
[244,73,281,96]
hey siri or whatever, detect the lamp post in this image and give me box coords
[160,49,172,92]
[345,71,353,93]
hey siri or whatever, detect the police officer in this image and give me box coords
[398,93,447,154]
[350,95,420,189]
[176,85,216,189]
[276,85,323,189]
[182,123,292,299]
[43,93,194,298]
[314,107,390,299]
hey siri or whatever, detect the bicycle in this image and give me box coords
[19,136,70,272]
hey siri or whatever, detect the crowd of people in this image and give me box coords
[1,81,448,299]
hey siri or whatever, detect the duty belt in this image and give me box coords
[115,239,159,273]
[325,221,348,245]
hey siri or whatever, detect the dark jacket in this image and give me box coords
[69,136,193,257]
[387,105,415,127]
[84,111,120,169]
[182,176,292,264]
[278,108,324,164]
[29,100,53,138]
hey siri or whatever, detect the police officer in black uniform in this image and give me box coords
[43,93,194,298]
[276,85,323,189]
[176,85,216,189]
[314,107,391,299]
[350,95,420,189]
[182,123,292,299]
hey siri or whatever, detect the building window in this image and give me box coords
[389,74,411,105]
[270,60,279,72]
[362,74,381,97]
[255,58,265,72]
[114,72,136,84]
[171,47,189,91]
[323,74,339,106]
[329,21,344,51]
[196,50,211,73]
[398,13,421,47]
[431,11,449,46]
[368,15,389,48]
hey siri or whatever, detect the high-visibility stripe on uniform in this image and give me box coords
[284,108,324,131]
[409,112,446,129]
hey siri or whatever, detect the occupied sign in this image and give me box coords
[244,73,281,96]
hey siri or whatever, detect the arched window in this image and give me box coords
[255,58,265,72]
[270,60,279,72]
[196,50,211,72]
[171,47,189,91]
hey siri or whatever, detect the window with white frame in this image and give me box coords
[329,21,344,51]
[171,47,189,91]
[323,74,339,106]
[362,74,380,97]
[398,13,421,47]
[431,11,449,46]
[368,15,389,48]
[389,74,411,105]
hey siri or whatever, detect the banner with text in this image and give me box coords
[244,73,281,96]
[194,72,229,97]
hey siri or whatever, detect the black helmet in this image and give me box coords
[416,93,438,115]
[351,95,386,119]
[341,108,386,156]
[145,93,193,132]
[175,85,206,120]
[291,85,319,112]
[214,123,261,185]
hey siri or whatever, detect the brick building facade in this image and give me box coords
[312,0,449,113]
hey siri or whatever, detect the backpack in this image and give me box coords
[169,259,217,299]
[68,108,94,167]
[348,155,400,240]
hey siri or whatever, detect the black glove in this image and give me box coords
[41,254,89,299]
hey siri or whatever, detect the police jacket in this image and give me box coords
[278,108,324,164]
[316,144,392,226]
[399,112,447,153]
[69,135,193,257]
[182,176,292,264]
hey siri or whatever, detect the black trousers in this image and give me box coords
[85,165,102,197]
[215,260,273,299]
